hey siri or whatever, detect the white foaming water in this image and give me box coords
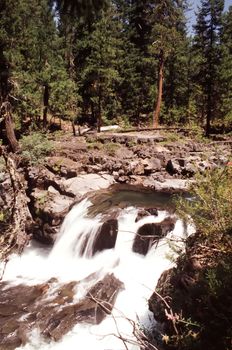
[1,198,193,350]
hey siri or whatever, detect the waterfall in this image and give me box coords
[1,196,194,350]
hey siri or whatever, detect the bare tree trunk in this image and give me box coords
[153,51,164,129]
[97,86,102,133]
[1,102,19,152]
[0,147,33,260]
[71,120,76,136]
[43,83,49,129]
[0,45,19,152]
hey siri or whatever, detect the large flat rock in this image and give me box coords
[142,178,192,193]
[62,174,115,196]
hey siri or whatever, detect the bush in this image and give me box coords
[176,168,232,237]
[20,132,53,165]
[169,168,232,350]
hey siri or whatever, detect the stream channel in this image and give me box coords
[0,187,194,350]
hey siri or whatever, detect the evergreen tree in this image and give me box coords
[114,0,156,125]
[0,0,78,134]
[193,0,224,135]
[163,36,191,125]
[74,5,122,130]
[220,6,232,128]
[150,0,188,128]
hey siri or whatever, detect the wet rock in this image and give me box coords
[32,189,73,244]
[0,274,123,346]
[92,219,118,256]
[135,208,158,222]
[133,217,176,255]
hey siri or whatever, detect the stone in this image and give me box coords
[143,158,162,174]
[62,174,115,197]
[166,159,182,175]
[130,160,145,175]
[135,208,158,222]
[153,179,191,193]
[133,217,176,255]
[32,189,74,244]
[0,274,124,346]
[91,219,118,256]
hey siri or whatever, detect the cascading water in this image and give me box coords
[0,194,194,350]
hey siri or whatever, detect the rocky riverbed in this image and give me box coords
[0,130,231,246]
[0,129,231,350]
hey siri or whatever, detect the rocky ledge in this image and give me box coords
[0,273,123,349]
[0,130,231,248]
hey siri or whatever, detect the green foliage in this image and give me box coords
[103,142,120,156]
[87,141,103,150]
[176,168,232,237]
[20,132,53,165]
[1,0,232,133]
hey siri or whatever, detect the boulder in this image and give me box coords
[91,219,118,256]
[133,217,176,255]
[166,159,182,175]
[135,208,158,222]
[62,174,115,197]
[142,158,162,174]
[32,189,73,244]
[0,274,124,346]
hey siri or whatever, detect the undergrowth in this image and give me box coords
[156,168,232,350]
[20,132,53,165]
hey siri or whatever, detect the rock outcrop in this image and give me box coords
[0,274,124,348]
[133,217,176,255]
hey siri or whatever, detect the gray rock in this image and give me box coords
[62,174,115,197]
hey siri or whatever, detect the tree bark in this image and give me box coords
[97,86,102,133]
[71,120,76,136]
[1,102,19,152]
[43,83,49,129]
[153,50,164,129]
[0,147,33,260]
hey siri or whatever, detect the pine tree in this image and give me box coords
[150,0,188,128]
[163,36,191,125]
[74,5,122,131]
[220,6,232,128]
[114,0,156,125]
[193,0,224,135]
[0,0,78,134]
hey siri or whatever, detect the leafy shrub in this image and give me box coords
[176,168,232,237]
[170,168,232,350]
[20,132,53,165]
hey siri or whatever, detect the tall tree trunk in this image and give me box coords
[97,86,102,133]
[153,50,164,128]
[0,147,32,260]
[2,102,19,152]
[71,120,76,136]
[206,84,212,137]
[43,83,49,129]
[205,21,214,137]
[0,45,19,152]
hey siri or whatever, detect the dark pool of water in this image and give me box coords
[88,185,184,216]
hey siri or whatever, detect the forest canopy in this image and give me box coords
[0,0,232,148]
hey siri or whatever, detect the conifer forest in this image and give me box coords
[0,1,232,350]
